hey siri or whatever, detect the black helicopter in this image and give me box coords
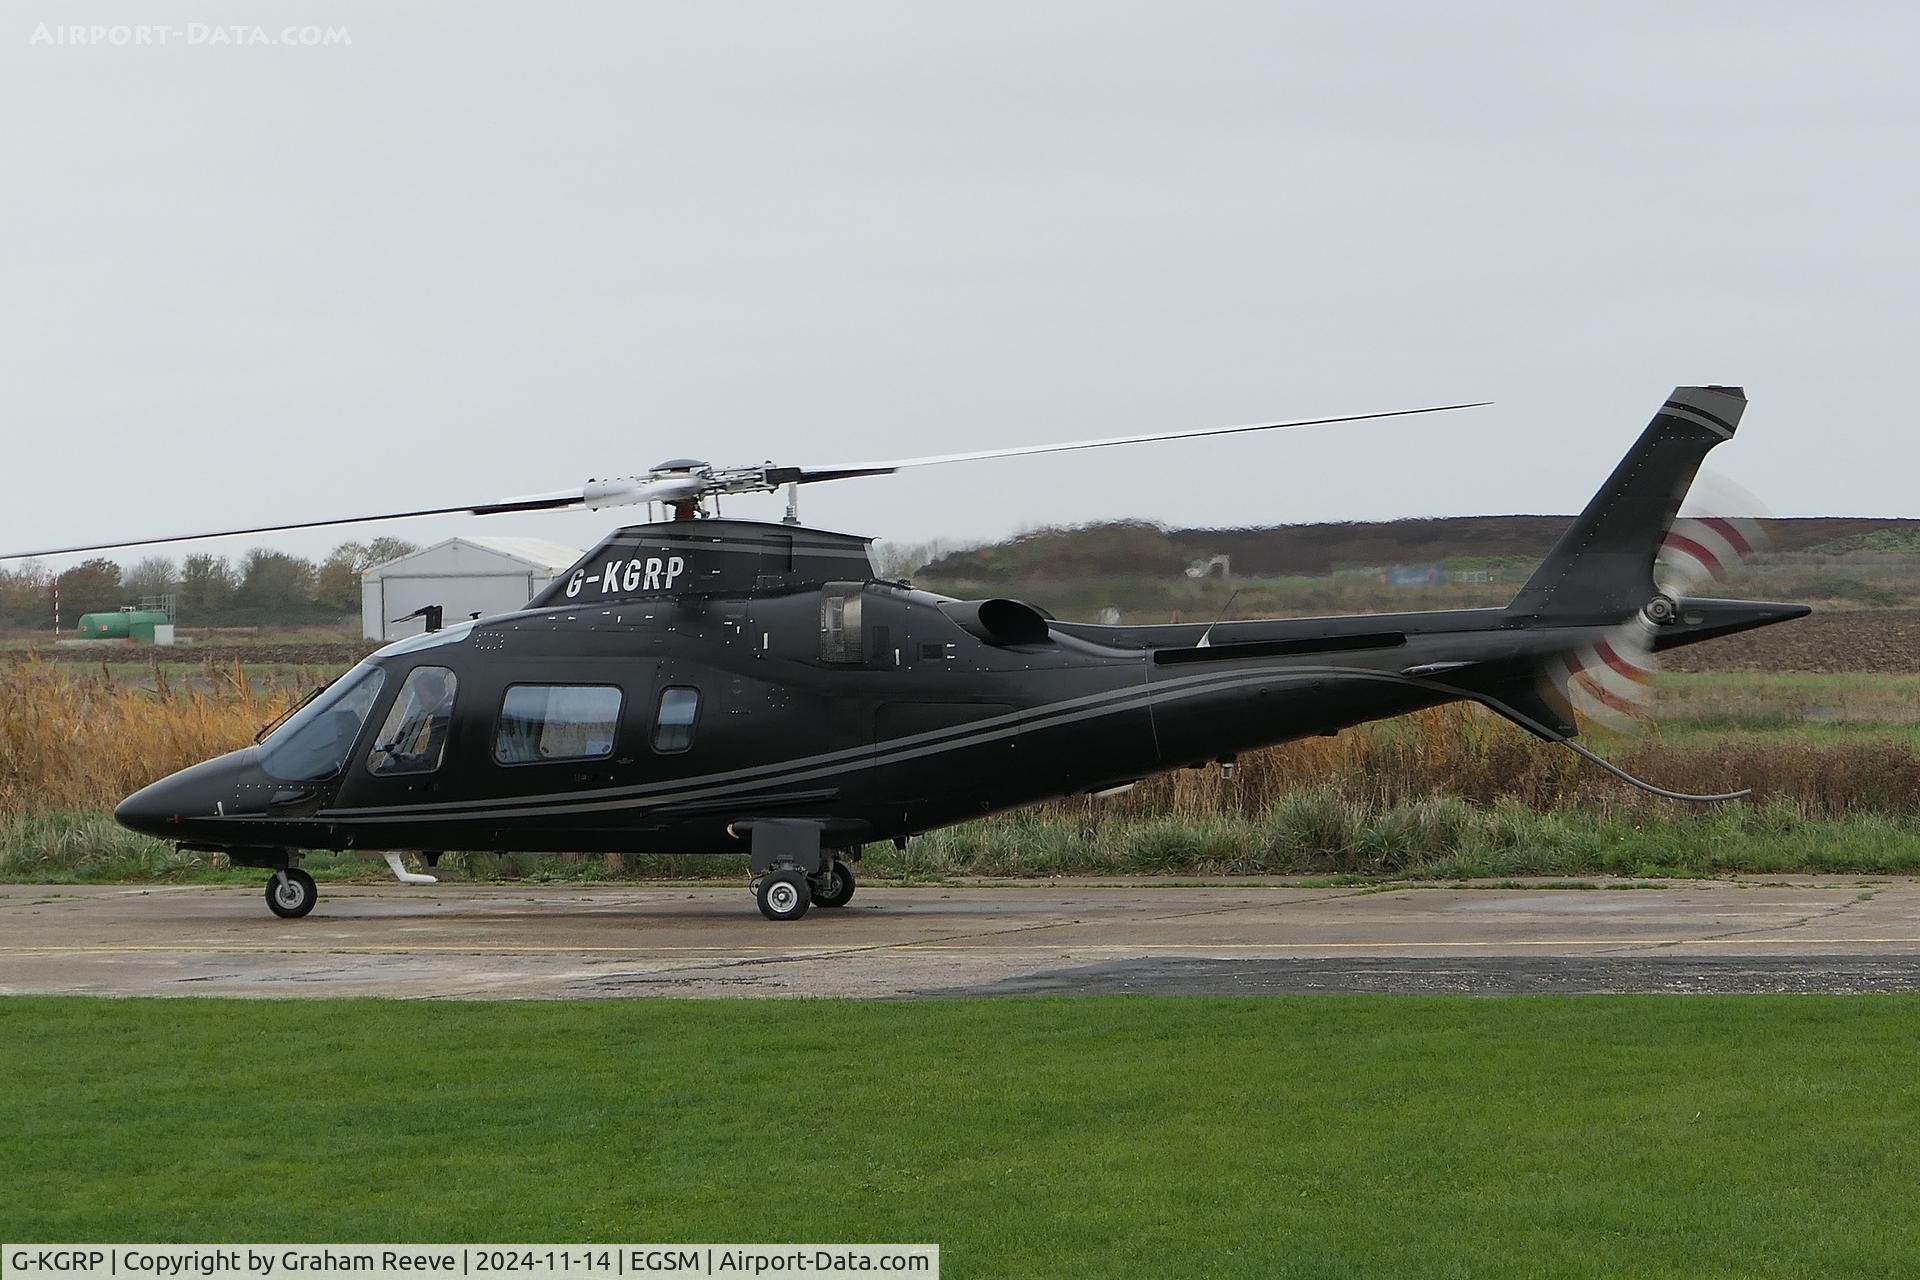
[9,386,1806,920]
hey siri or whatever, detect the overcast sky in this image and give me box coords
[2,2,1915,570]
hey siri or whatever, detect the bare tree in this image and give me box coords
[125,555,179,598]
[872,537,967,581]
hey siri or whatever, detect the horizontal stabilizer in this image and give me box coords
[1648,598,1813,651]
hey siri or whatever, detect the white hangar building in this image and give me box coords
[360,537,583,641]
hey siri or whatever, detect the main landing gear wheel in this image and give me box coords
[266,868,317,919]
[756,870,811,922]
[809,858,856,909]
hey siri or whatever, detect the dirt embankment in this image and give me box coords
[929,516,1920,580]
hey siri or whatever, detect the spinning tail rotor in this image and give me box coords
[1564,505,1773,732]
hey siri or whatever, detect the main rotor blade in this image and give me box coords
[4,399,1491,561]
[0,489,588,561]
[773,401,1490,486]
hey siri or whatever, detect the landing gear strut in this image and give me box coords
[266,867,317,919]
[809,857,856,909]
[741,822,862,919]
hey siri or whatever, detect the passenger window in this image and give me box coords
[368,666,459,776]
[494,685,623,765]
[653,686,700,753]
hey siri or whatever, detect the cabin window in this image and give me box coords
[259,663,388,782]
[494,685,623,765]
[652,686,701,753]
[368,666,459,776]
[819,583,864,663]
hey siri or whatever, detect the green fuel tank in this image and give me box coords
[75,610,172,642]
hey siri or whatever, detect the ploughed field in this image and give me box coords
[1661,607,1920,674]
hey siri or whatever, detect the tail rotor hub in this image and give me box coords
[1566,492,1775,734]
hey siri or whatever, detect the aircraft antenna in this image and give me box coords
[1195,590,1240,649]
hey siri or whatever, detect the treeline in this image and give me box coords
[0,538,417,630]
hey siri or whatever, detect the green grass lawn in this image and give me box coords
[1,997,1917,1278]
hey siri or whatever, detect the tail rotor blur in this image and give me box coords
[1564,478,1773,733]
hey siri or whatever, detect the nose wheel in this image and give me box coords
[266,868,318,918]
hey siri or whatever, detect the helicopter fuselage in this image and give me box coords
[115,560,1510,860]
[115,512,1805,871]
[107,386,1815,919]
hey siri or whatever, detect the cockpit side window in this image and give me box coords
[258,663,388,782]
[367,666,459,776]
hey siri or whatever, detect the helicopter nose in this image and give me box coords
[115,775,185,837]
[114,749,279,837]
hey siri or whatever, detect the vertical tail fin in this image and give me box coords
[1506,386,1746,623]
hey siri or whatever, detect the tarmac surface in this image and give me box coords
[4,877,1920,999]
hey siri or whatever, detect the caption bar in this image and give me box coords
[4,1248,937,1280]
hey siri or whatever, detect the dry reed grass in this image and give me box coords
[0,659,302,820]
[4,661,1918,824]
[1073,704,1920,820]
